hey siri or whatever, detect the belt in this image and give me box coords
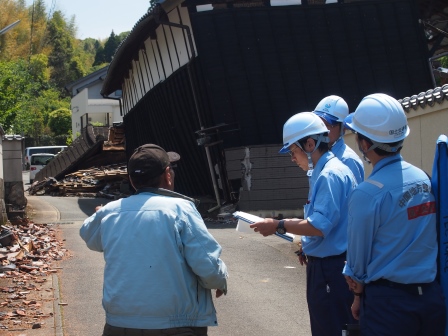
[306,252,346,262]
[369,278,432,295]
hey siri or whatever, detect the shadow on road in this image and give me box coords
[76,197,112,217]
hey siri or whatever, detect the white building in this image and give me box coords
[65,66,122,139]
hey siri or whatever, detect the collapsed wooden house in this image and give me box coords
[96,0,448,215]
[96,0,448,216]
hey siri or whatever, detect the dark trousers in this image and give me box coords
[361,280,446,336]
[102,323,208,336]
[306,254,357,336]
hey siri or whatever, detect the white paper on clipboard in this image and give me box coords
[232,211,297,242]
[233,211,262,234]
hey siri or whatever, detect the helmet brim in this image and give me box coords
[279,145,290,154]
[343,114,356,132]
[314,111,339,126]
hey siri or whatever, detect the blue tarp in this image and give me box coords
[431,134,448,335]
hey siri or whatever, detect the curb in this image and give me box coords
[52,274,64,336]
[26,196,64,336]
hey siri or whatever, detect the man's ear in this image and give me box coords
[357,136,369,152]
[306,137,315,152]
[162,166,173,188]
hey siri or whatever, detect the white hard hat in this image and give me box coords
[344,93,409,143]
[313,95,349,124]
[279,112,329,153]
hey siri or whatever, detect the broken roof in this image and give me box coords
[101,0,448,96]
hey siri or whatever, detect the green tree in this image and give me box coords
[0,0,134,138]
[117,32,129,41]
[0,56,69,136]
[102,31,120,62]
[48,108,71,135]
[0,58,34,131]
[28,53,50,84]
[46,10,77,93]
[29,0,49,56]
[93,44,105,66]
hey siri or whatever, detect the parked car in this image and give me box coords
[30,153,55,183]
[23,145,67,170]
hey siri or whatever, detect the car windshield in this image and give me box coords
[31,155,54,165]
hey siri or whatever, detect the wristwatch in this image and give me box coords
[276,220,287,234]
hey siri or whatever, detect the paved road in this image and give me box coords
[32,195,311,336]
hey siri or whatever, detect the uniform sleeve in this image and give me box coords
[180,203,228,293]
[343,188,377,283]
[79,212,104,252]
[308,172,344,237]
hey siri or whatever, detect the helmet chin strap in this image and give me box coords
[358,144,371,164]
[328,123,343,150]
[359,140,404,164]
[329,136,342,150]
[296,133,329,176]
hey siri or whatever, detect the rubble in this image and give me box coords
[0,219,67,332]
[27,163,132,199]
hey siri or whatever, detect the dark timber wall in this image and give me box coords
[124,61,216,198]
[190,0,431,148]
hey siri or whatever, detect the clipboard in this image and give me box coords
[233,211,296,242]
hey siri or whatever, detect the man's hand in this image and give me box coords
[344,275,363,293]
[95,205,103,212]
[351,296,361,320]
[295,249,308,266]
[216,289,224,298]
[249,218,277,236]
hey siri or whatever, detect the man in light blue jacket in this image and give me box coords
[80,144,228,336]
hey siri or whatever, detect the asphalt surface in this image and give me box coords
[24,181,311,335]
[28,195,108,336]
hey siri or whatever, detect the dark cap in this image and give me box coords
[128,144,180,179]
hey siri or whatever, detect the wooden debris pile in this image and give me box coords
[0,219,66,332]
[103,126,125,151]
[28,163,132,199]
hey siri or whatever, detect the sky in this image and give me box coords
[25,0,151,40]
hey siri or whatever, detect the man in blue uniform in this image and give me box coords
[313,95,364,184]
[343,93,446,335]
[251,112,358,335]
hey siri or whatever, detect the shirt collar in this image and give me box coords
[311,151,335,178]
[371,154,403,176]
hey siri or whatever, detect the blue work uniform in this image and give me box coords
[343,154,446,336]
[331,137,364,184]
[302,151,358,336]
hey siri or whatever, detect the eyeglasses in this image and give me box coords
[288,147,300,157]
[169,163,177,171]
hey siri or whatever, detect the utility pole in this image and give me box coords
[0,20,21,36]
